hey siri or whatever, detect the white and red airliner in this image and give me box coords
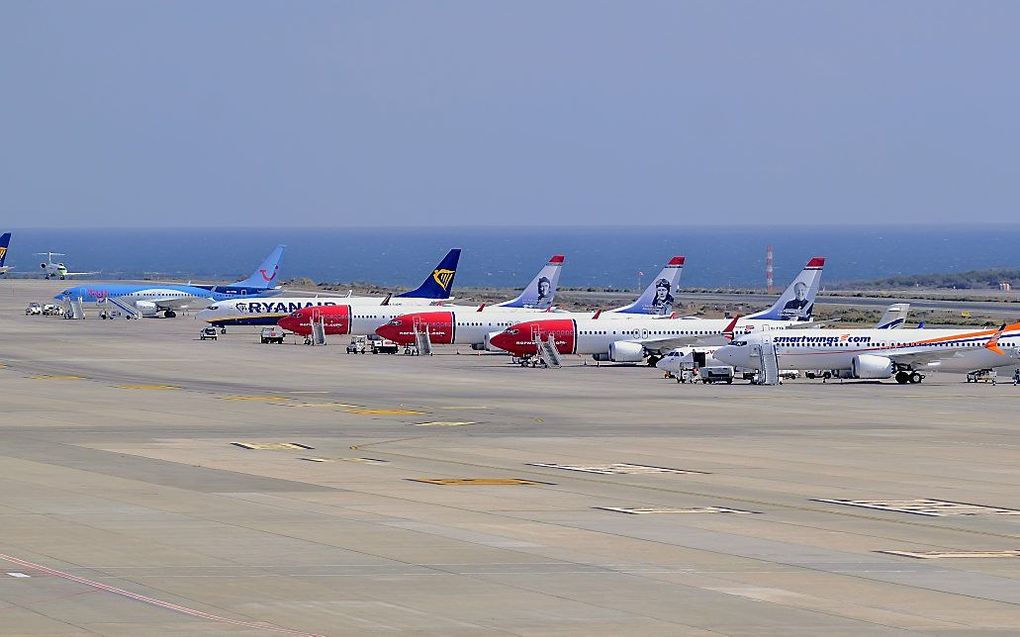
[375,256,686,350]
[488,257,825,364]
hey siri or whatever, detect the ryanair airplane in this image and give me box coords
[197,249,460,327]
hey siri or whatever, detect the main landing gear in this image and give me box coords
[895,370,924,384]
[163,309,177,318]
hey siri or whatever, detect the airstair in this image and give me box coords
[413,321,433,356]
[105,295,141,319]
[310,313,327,345]
[755,340,781,385]
[63,296,86,320]
[535,332,562,368]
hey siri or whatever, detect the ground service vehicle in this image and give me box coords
[260,326,286,344]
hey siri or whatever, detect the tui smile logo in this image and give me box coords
[432,268,455,290]
[259,265,278,282]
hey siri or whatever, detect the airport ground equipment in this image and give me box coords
[966,369,997,384]
[370,338,399,354]
[699,366,734,384]
[260,326,286,344]
[310,316,327,345]
[200,327,218,341]
[536,333,563,368]
[754,340,781,385]
[414,323,433,356]
[25,303,41,315]
[346,337,367,354]
[101,296,142,319]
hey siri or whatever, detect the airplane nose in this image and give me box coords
[488,331,514,353]
[374,322,399,341]
[278,315,298,332]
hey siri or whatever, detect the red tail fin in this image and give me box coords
[723,315,741,342]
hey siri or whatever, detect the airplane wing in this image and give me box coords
[61,271,100,277]
[148,294,214,310]
[888,324,1015,367]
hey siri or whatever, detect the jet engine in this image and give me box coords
[133,300,161,317]
[598,340,645,363]
[851,354,894,379]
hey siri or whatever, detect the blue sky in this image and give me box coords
[2,1,1017,227]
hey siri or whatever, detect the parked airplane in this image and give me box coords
[488,257,825,364]
[372,254,568,348]
[198,249,461,327]
[0,233,11,275]
[375,256,684,350]
[713,322,1020,384]
[37,251,98,279]
[54,245,286,318]
[278,251,562,338]
[655,302,913,377]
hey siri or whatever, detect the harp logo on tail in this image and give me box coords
[432,268,455,290]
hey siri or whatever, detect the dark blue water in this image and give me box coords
[5,226,1019,289]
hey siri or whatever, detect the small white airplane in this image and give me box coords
[36,251,98,280]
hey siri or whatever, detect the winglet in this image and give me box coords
[476,303,486,312]
[722,315,741,342]
[592,309,602,320]
[985,323,1007,355]
[381,293,392,306]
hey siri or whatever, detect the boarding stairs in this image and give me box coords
[63,296,86,320]
[105,295,142,319]
[310,313,327,345]
[413,320,433,356]
[534,331,562,368]
[755,339,781,385]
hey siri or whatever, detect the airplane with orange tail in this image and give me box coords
[713,322,1020,383]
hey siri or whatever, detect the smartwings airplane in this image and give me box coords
[199,249,461,327]
[276,251,560,338]
[714,322,1020,384]
[375,256,684,350]
[489,257,825,364]
[55,245,286,318]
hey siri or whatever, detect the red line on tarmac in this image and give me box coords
[0,552,325,637]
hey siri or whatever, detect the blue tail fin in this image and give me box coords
[748,257,824,321]
[611,256,685,315]
[397,249,461,299]
[499,255,564,309]
[233,245,286,289]
[0,233,10,268]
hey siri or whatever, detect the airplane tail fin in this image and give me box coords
[0,233,10,268]
[499,255,564,309]
[722,315,741,342]
[233,245,286,289]
[748,257,825,321]
[985,323,1008,355]
[611,256,684,315]
[875,303,910,329]
[397,249,461,299]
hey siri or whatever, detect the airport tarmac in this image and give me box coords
[2,280,1020,636]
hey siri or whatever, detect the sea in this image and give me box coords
[5,226,1019,290]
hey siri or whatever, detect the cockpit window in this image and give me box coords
[731,340,747,346]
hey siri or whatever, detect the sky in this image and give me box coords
[1,1,1018,228]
